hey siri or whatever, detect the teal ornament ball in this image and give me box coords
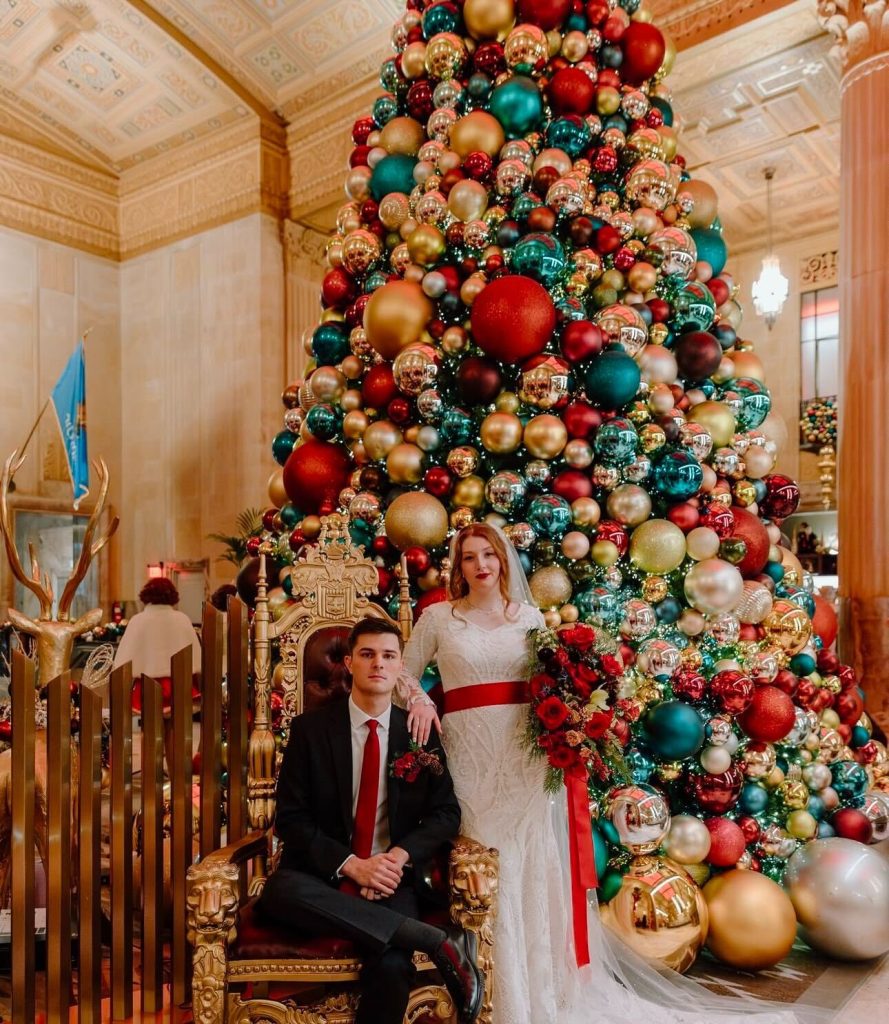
[574,584,621,626]
[280,503,302,529]
[583,349,642,409]
[510,232,566,286]
[372,93,399,126]
[422,2,462,37]
[305,403,341,441]
[739,781,770,815]
[272,430,297,466]
[592,824,610,880]
[690,228,728,276]
[546,115,592,158]
[672,281,716,333]
[626,747,656,783]
[640,700,706,760]
[440,407,475,446]
[651,449,703,500]
[599,867,626,903]
[490,75,544,136]
[830,761,868,804]
[312,322,350,365]
[730,377,771,430]
[370,154,417,201]
[650,96,673,127]
[594,416,639,465]
[527,493,573,539]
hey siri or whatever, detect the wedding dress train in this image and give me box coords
[403,600,831,1024]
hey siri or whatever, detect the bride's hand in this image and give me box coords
[407,699,441,746]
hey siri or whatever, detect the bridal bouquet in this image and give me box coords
[526,623,629,795]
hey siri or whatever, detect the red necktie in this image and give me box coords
[340,719,381,895]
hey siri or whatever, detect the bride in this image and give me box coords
[399,522,831,1024]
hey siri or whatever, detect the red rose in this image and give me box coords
[583,709,614,740]
[568,662,600,698]
[601,653,624,676]
[529,672,555,699]
[547,744,580,770]
[552,647,571,669]
[560,623,597,651]
[536,695,570,730]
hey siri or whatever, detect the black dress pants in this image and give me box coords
[259,868,420,1024]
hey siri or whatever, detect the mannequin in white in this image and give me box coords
[400,522,831,1024]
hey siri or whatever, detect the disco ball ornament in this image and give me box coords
[785,838,889,959]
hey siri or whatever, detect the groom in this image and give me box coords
[259,616,484,1024]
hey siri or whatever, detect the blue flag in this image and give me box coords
[50,340,89,508]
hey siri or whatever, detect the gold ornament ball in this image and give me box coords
[387,442,426,485]
[495,390,520,413]
[343,409,370,440]
[686,526,721,561]
[400,40,428,78]
[664,814,712,865]
[641,575,670,603]
[628,261,658,293]
[524,414,568,459]
[762,598,813,656]
[309,365,347,403]
[530,565,573,610]
[363,419,403,461]
[630,519,687,574]
[543,609,562,628]
[561,531,590,561]
[480,411,524,454]
[407,224,446,266]
[703,870,797,971]
[463,0,515,40]
[302,514,322,539]
[572,497,601,528]
[591,539,620,566]
[780,547,805,586]
[684,179,719,229]
[364,280,433,359]
[448,179,490,222]
[450,505,476,530]
[601,855,708,974]
[380,116,425,156]
[730,350,765,382]
[687,401,736,448]
[450,110,507,158]
[268,469,288,508]
[385,492,449,550]
[452,474,486,510]
[608,484,653,527]
[560,603,579,623]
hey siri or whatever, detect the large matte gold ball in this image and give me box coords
[448,179,490,222]
[364,280,433,359]
[630,519,687,573]
[529,565,573,609]
[380,116,425,156]
[407,224,446,266]
[523,414,568,459]
[608,484,653,528]
[601,855,708,974]
[385,492,449,550]
[703,870,797,971]
[684,179,718,229]
[480,411,523,454]
[463,0,515,40]
[363,420,403,461]
[451,111,506,158]
[452,474,486,510]
[387,442,426,484]
[268,469,288,508]
[687,401,736,448]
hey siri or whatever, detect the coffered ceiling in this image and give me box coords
[0,0,842,254]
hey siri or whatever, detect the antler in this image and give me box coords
[1,451,52,619]
[58,458,119,619]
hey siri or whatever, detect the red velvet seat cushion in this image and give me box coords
[232,897,451,961]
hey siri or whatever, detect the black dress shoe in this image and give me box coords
[432,925,485,1023]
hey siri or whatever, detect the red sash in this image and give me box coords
[441,679,597,968]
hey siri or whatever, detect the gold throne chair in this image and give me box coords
[186,515,498,1024]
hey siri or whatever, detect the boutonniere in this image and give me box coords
[389,742,444,783]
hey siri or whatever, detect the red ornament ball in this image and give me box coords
[730,507,771,577]
[674,331,723,380]
[738,685,796,742]
[620,21,666,85]
[666,502,700,532]
[470,276,556,363]
[457,355,503,405]
[707,277,731,307]
[424,466,453,498]
[560,320,604,364]
[552,470,593,503]
[403,546,432,576]
[760,474,800,519]
[705,818,747,868]
[689,765,743,814]
[811,594,838,648]
[709,670,755,716]
[835,688,864,725]
[517,0,571,29]
[673,669,707,703]
[831,808,873,844]
[362,363,398,409]
[415,586,449,618]
[282,440,353,514]
[548,67,596,115]
[564,400,602,439]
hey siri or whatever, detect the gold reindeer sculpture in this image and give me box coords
[1,450,118,686]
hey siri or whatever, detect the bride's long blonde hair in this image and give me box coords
[448,524,514,611]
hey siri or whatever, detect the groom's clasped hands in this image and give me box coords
[342,846,411,900]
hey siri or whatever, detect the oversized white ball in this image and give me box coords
[700,745,733,775]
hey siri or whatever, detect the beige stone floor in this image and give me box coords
[836,954,889,1022]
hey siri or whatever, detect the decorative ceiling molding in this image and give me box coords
[650,0,797,51]
[816,0,889,73]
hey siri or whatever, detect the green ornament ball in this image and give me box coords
[489,75,544,137]
[370,154,417,202]
[527,494,573,540]
[312,322,350,365]
[640,700,706,760]
[583,349,642,409]
[730,377,771,430]
[690,228,728,276]
[599,867,626,902]
[272,430,297,466]
[510,232,566,287]
[651,449,703,500]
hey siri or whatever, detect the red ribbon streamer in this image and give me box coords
[566,765,598,967]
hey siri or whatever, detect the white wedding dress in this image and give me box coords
[403,600,831,1024]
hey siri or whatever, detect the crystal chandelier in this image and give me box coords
[751,167,788,330]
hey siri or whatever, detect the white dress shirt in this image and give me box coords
[348,695,392,856]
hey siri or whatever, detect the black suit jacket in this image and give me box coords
[275,698,461,882]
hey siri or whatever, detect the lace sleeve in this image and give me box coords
[402,603,440,681]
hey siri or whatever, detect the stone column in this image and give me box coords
[282,220,328,384]
[818,2,889,730]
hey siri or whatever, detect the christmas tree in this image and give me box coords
[259,0,889,971]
